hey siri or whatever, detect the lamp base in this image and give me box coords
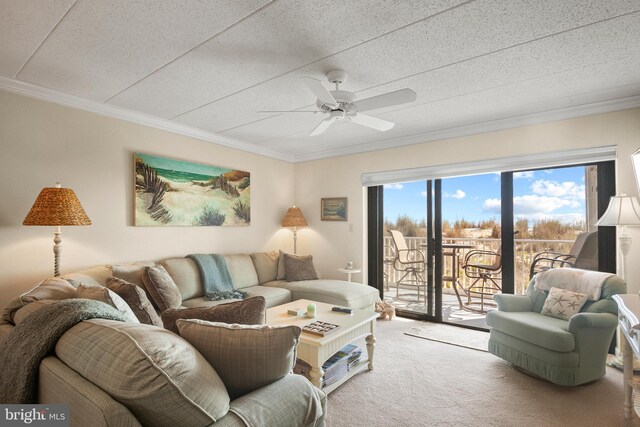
[53,227,62,277]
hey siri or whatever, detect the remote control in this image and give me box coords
[332,307,353,314]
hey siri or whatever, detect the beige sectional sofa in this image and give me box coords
[0,251,379,427]
[61,252,380,311]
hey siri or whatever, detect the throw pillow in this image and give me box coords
[284,253,318,282]
[76,284,140,323]
[56,319,229,426]
[142,265,182,312]
[176,319,301,399]
[250,251,280,284]
[162,296,266,334]
[541,287,588,321]
[106,277,162,327]
[111,262,157,307]
[20,277,78,303]
[276,250,288,280]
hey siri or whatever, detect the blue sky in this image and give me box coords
[383,166,586,225]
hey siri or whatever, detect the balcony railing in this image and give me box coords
[383,236,574,295]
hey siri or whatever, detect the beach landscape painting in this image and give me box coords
[321,197,347,221]
[134,153,250,226]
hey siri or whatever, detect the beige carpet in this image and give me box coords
[325,317,639,427]
[405,323,489,352]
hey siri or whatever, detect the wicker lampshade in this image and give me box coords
[23,184,91,226]
[282,206,308,227]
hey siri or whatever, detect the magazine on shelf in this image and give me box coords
[293,344,363,387]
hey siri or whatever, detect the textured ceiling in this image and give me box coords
[2,0,640,162]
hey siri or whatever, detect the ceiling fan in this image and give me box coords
[259,70,417,136]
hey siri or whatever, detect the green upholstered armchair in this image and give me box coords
[486,270,626,386]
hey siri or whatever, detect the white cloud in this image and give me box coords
[384,183,404,190]
[531,179,585,201]
[420,191,427,198]
[514,171,535,180]
[483,195,572,215]
[444,189,466,199]
[515,212,585,224]
[483,198,501,213]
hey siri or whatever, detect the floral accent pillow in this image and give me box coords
[541,287,588,321]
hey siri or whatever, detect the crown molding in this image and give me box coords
[0,76,295,163]
[292,94,640,163]
[2,75,639,165]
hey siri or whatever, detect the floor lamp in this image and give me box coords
[23,183,92,277]
[282,206,307,254]
[596,194,640,369]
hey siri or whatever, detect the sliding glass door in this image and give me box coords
[372,160,615,330]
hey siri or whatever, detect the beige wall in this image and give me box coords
[2,88,640,310]
[0,90,295,308]
[294,109,640,292]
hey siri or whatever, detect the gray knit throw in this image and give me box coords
[0,299,127,403]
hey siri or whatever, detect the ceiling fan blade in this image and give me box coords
[354,88,416,112]
[300,76,338,108]
[257,110,318,113]
[349,113,395,132]
[309,118,334,136]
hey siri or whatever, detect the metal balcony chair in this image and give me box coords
[383,245,396,292]
[388,230,426,303]
[459,245,502,313]
[529,231,598,279]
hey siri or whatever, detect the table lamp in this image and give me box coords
[23,183,91,277]
[282,206,307,254]
[596,194,640,371]
[595,194,640,280]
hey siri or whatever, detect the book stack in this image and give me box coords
[321,344,363,388]
[293,344,363,388]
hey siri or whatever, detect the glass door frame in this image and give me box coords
[368,160,615,326]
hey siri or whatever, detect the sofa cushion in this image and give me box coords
[284,254,318,282]
[224,254,259,289]
[267,280,378,310]
[142,265,182,312]
[61,265,112,287]
[177,319,301,400]
[243,286,291,308]
[106,277,162,326]
[77,284,140,323]
[161,297,266,334]
[250,251,279,284]
[159,258,203,301]
[541,287,588,321]
[486,311,575,352]
[20,277,78,303]
[56,319,229,426]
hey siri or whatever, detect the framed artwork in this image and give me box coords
[134,153,250,226]
[633,147,640,195]
[321,197,347,221]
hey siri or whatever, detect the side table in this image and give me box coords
[337,268,361,282]
[612,294,640,421]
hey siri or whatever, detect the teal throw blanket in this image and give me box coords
[188,254,247,301]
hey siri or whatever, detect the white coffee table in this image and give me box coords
[266,299,378,393]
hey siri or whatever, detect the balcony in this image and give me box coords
[383,235,574,326]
